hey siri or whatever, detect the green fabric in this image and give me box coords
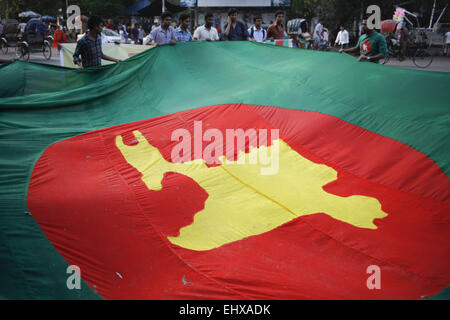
[0,41,449,299]
[356,31,388,62]
[426,286,450,300]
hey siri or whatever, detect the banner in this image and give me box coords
[60,43,154,68]
[264,39,294,47]
[180,0,197,7]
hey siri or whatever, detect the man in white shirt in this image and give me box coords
[119,25,128,44]
[334,25,349,49]
[193,13,219,41]
[444,30,450,56]
[313,19,324,48]
[248,16,267,42]
[18,20,27,34]
[323,29,329,42]
[318,29,329,50]
[151,18,160,32]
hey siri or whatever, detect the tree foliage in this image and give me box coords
[76,0,135,17]
[1,0,447,27]
[291,0,446,33]
[0,0,134,19]
[1,0,66,19]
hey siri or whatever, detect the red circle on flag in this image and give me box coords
[27,104,450,299]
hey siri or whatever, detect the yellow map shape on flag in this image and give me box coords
[116,130,388,251]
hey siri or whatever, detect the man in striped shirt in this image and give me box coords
[148,12,177,46]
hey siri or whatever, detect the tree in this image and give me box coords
[290,0,444,36]
[0,0,134,19]
[77,0,134,17]
[1,0,66,19]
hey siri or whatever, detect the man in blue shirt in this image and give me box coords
[131,24,139,44]
[148,12,177,46]
[223,8,250,41]
[175,13,192,42]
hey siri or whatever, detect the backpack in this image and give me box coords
[250,26,266,40]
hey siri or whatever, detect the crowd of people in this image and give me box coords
[2,8,423,67]
[72,9,294,68]
[74,8,386,56]
[71,9,391,69]
[140,9,292,45]
[96,9,350,51]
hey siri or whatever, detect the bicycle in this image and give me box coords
[382,35,433,68]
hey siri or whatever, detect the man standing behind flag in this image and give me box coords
[119,25,128,44]
[444,30,450,56]
[73,16,121,69]
[53,26,68,52]
[339,17,387,63]
[138,24,145,44]
[334,25,349,49]
[313,18,324,49]
[248,17,267,42]
[267,11,287,41]
[223,8,250,41]
[106,19,114,30]
[131,24,139,44]
[148,12,177,46]
[193,13,219,41]
[175,14,192,42]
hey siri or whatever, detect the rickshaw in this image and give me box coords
[380,18,433,68]
[380,19,400,52]
[287,18,313,49]
[16,18,53,61]
[0,19,20,54]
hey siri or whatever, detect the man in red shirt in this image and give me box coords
[267,11,286,41]
[106,18,114,30]
[53,27,68,52]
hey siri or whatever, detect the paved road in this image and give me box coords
[331,47,450,72]
[384,56,450,72]
[2,47,450,72]
[2,46,60,65]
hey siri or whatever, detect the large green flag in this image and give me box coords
[0,41,449,299]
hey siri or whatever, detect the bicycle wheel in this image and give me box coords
[14,45,21,58]
[19,45,30,61]
[0,40,7,54]
[43,43,52,60]
[413,49,433,68]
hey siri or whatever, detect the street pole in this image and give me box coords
[162,0,166,14]
[429,0,436,29]
[194,7,198,28]
[435,4,448,27]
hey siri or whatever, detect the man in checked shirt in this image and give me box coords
[73,16,121,69]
